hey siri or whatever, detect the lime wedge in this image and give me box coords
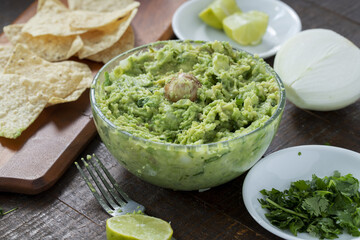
[106,214,173,240]
[199,0,242,29]
[223,10,269,46]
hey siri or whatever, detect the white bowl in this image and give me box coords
[172,0,302,58]
[242,145,360,240]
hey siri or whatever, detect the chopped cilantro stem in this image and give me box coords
[266,198,308,219]
[0,207,18,216]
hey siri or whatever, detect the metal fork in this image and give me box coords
[74,154,145,216]
[76,154,177,240]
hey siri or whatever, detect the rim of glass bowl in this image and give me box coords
[90,40,286,149]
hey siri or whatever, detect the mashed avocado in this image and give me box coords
[96,41,279,145]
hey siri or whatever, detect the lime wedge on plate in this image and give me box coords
[223,10,269,46]
[199,0,242,29]
[106,214,173,240]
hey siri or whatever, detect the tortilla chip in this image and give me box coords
[68,0,139,12]
[86,26,134,63]
[4,24,83,62]
[0,74,49,139]
[24,0,138,36]
[47,61,93,105]
[22,0,86,36]
[77,8,137,59]
[48,89,85,105]
[37,0,47,11]
[0,44,13,72]
[3,44,90,101]
[69,2,139,30]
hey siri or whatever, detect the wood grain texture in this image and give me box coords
[132,0,186,46]
[0,0,359,239]
[304,0,360,24]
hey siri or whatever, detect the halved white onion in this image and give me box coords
[274,29,360,111]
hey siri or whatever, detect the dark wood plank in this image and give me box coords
[0,0,33,30]
[283,0,360,46]
[304,0,360,24]
[1,0,359,239]
[0,191,106,239]
[270,102,360,152]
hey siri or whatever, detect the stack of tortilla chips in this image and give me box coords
[0,0,139,139]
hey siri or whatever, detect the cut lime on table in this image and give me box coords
[106,214,173,240]
[199,0,241,29]
[223,10,269,46]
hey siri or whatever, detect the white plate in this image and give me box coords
[242,145,360,240]
[172,0,301,58]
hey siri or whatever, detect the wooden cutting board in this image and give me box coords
[0,0,187,194]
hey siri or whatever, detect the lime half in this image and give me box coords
[199,0,242,29]
[223,10,269,46]
[106,214,173,240]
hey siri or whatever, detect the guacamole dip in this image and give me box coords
[96,41,280,145]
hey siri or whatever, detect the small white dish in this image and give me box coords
[172,0,301,59]
[242,145,360,240]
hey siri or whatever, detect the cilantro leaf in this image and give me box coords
[307,217,342,239]
[353,208,360,228]
[292,179,310,191]
[289,217,305,236]
[336,211,360,237]
[333,173,359,197]
[302,196,329,217]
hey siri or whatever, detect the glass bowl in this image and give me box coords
[90,40,286,191]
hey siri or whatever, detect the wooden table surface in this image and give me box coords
[1,0,359,239]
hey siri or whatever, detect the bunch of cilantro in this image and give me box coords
[259,171,360,239]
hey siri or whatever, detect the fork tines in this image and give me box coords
[75,154,145,216]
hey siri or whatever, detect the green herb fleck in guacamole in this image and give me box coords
[96,41,280,144]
